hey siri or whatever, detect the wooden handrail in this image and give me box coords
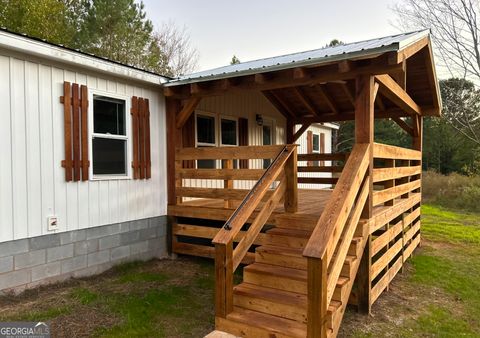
[213,144,298,318]
[304,143,371,338]
[303,143,370,260]
[213,145,296,244]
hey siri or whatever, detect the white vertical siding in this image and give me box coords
[183,91,286,192]
[297,124,334,190]
[0,52,167,243]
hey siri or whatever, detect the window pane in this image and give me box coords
[197,115,215,144]
[313,134,320,151]
[197,159,216,169]
[221,119,237,145]
[263,125,272,146]
[94,96,126,135]
[93,138,127,175]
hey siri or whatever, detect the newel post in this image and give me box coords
[354,75,375,314]
[166,98,182,206]
[214,241,233,318]
[307,256,328,338]
[284,145,298,213]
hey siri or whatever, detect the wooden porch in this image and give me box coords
[164,32,441,338]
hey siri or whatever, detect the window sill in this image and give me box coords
[90,175,132,181]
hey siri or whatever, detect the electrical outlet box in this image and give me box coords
[47,216,58,231]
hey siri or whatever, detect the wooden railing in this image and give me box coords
[302,143,371,338]
[174,145,294,207]
[212,144,298,318]
[297,153,349,186]
[368,143,422,305]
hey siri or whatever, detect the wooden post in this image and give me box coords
[286,117,295,144]
[215,241,233,318]
[307,256,328,338]
[166,98,182,206]
[284,146,298,213]
[224,159,234,208]
[413,115,423,246]
[354,75,375,314]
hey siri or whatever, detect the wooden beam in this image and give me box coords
[262,90,293,118]
[176,97,201,129]
[389,36,429,64]
[293,123,312,143]
[294,107,410,124]
[165,58,405,99]
[375,74,422,116]
[269,91,296,117]
[166,98,182,205]
[341,83,355,107]
[316,84,339,114]
[339,60,355,73]
[392,117,414,136]
[293,87,320,117]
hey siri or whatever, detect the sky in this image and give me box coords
[142,0,400,72]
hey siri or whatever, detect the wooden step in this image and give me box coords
[274,213,319,231]
[233,283,307,323]
[348,236,363,257]
[244,263,308,294]
[327,300,342,331]
[216,307,306,338]
[332,276,350,303]
[263,228,311,248]
[340,255,356,278]
[255,245,306,269]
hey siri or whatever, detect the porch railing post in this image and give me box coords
[307,256,328,338]
[214,241,233,318]
[284,145,298,213]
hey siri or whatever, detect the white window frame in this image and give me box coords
[88,90,132,180]
[312,133,320,166]
[195,111,218,169]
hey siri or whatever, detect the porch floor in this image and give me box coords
[168,189,333,223]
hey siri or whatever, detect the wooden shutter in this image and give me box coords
[238,118,249,169]
[307,130,313,166]
[182,114,195,169]
[61,81,89,181]
[131,96,152,179]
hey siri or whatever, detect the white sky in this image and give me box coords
[142,0,400,72]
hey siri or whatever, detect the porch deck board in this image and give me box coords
[169,189,333,221]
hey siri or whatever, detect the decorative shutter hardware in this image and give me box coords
[60,81,89,182]
[131,96,152,179]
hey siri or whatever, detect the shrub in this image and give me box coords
[422,171,480,212]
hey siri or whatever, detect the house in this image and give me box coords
[0,27,441,337]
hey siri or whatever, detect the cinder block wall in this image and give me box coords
[0,216,168,294]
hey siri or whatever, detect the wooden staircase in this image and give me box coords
[216,215,369,338]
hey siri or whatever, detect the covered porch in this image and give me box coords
[163,30,441,338]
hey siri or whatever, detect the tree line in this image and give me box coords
[0,0,198,76]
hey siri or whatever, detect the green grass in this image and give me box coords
[1,203,479,337]
[401,204,480,336]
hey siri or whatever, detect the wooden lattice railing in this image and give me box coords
[302,143,371,338]
[211,144,298,318]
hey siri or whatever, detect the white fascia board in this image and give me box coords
[0,31,167,86]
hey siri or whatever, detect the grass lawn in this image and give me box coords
[0,204,479,337]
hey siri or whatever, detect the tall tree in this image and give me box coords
[440,78,480,146]
[393,0,480,81]
[230,55,241,65]
[0,0,75,44]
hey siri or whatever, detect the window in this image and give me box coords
[263,124,272,169]
[196,114,216,169]
[221,118,237,146]
[91,95,128,177]
[195,113,240,169]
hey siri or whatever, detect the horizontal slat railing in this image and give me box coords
[303,143,370,338]
[368,142,423,306]
[211,145,298,318]
[297,152,349,187]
